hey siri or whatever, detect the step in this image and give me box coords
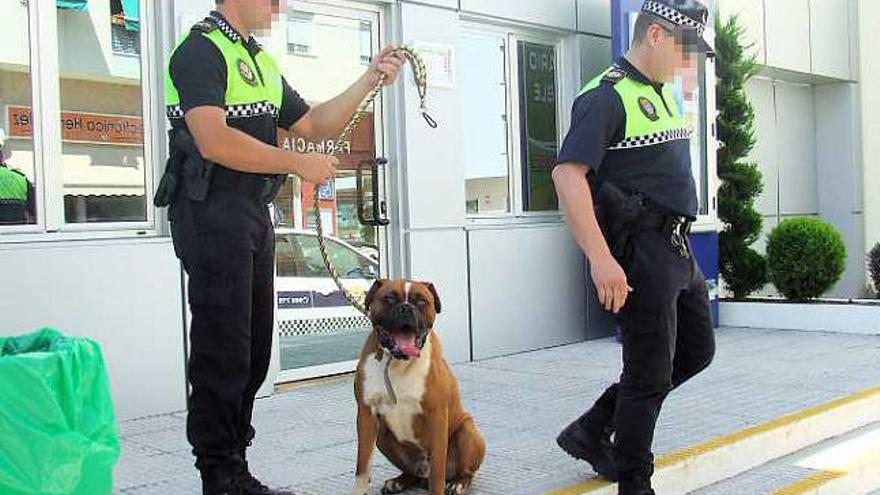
[541,387,880,495]
[691,423,880,495]
[770,424,880,495]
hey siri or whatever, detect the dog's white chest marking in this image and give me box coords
[362,341,431,446]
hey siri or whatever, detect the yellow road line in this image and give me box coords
[541,387,880,495]
[770,471,845,495]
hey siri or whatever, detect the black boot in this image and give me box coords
[234,448,297,495]
[201,469,242,495]
[617,473,655,495]
[556,406,618,481]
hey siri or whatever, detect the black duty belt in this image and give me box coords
[633,208,692,258]
[210,165,281,205]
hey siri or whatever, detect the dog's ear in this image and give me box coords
[424,282,442,314]
[365,279,385,310]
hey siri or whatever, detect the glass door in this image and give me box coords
[271,1,388,382]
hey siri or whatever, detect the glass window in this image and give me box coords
[672,53,709,217]
[56,0,148,224]
[278,9,380,252]
[283,234,373,279]
[111,0,140,56]
[327,238,374,279]
[358,21,372,65]
[461,31,510,215]
[0,1,38,227]
[275,233,306,277]
[517,40,559,212]
[287,12,315,56]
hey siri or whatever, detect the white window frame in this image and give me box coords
[1,0,159,243]
[509,31,567,219]
[461,21,571,225]
[460,26,512,220]
[691,54,720,233]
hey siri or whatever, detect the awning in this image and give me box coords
[121,0,140,32]
[56,0,87,11]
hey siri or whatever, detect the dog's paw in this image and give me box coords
[352,474,370,495]
[445,480,468,495]
[381,478,406,494]
[414,456,430,478]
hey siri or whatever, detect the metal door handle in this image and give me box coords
[356,157,390,227]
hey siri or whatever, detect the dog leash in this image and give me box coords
[312,46,436,318]
[384,360,398,405]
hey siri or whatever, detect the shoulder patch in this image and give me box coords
[602,67,628,85]
[191,19,218,34]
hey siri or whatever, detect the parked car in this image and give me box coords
[274,230,378,345]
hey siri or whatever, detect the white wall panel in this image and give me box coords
[399,3,467,230]
[775,82,817,215]
[460,0,577,31]
[0,239,187,420]
[401,0,458,9]
[578,0,612,37]
[745,78,778,217]
[468,225,586,360]
[764,0,810,73]
[719,0,767,65]
[809,0,852,80]
[407,229,471,364]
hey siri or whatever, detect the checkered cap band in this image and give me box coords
[167,102,279,120]
[642,1,705,35]
[608,127,692,150]
[278,315,372,338]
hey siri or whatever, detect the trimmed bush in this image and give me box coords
[869,242,880,298]
[716,14,767,298]
[766,218,846,300]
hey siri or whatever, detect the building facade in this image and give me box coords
[4,0,870,422]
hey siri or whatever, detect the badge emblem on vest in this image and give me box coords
[237,59,257,87]
[638,96,659,121]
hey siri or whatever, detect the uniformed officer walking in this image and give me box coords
[552,1,716,494]
[0,130,35,225]
[160,1,406,493]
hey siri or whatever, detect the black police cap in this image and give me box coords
[641,0,714,55]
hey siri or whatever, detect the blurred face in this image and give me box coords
[238,0,284,33]
[647,23,698,82]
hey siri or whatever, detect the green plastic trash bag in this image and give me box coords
[0,328,120,495]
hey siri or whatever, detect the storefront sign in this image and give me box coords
[278,291,313,309]
[317,180,335,200]
[6,106,144,146]
[289,137,351,155]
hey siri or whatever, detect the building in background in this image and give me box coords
[720,0,875,298]
[2,0,874,422]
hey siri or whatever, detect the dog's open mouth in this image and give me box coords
[378,325,423,359]
[392,332,421,358]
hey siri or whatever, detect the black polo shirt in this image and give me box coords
[167,12,310,147]
[557,57,698,218]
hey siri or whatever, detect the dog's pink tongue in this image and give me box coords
[394,334,421,358]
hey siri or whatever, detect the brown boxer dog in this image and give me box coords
[352,279,485,495]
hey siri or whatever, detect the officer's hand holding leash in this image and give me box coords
[296,153,338,186]
[367,44,408,87]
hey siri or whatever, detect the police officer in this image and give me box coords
[161,1,406,493]
[552,1,716,494]
[0,130,35,225]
